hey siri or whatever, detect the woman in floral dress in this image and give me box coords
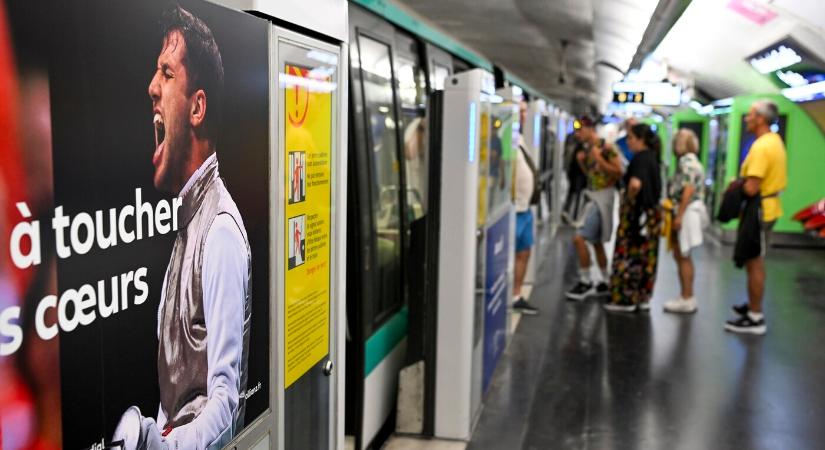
[605,124,663,312]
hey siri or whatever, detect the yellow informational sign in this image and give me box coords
[477,111,490,227]
[283,64,332,388]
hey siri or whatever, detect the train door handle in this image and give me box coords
[323,360,334,376]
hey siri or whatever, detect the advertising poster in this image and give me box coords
[283,65,332,388]
[0,1,270,449]
[482,213,510,393]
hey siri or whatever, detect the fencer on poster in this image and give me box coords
[0,1,270,449]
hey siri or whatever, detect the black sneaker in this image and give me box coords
[732,303,749,316]
[724,315,766,335]
[595,282,609,297]
[513,298,539,315]
[565,281,595,301]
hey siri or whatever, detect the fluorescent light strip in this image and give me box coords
[468,101,477,163]
[749,45,802,74]
[278,73,337,93]
[782,80,825,102]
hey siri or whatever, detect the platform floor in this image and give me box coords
[468,227,825,450]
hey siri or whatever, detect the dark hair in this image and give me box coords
[629,123,662,161]
[160,4,224,143]
[578,114,596,128]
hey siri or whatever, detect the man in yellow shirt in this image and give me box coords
[725,100,787,335]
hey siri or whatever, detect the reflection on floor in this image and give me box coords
[383,437,466,450]
[469,227,825,450]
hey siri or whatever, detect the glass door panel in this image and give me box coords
[277,32,340,450]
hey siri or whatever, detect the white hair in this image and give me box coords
[752,99,778,124]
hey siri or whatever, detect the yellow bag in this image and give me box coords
[661,198,674,251]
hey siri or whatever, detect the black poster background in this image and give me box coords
[9,0,270,447]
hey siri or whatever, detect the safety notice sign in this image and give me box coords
[283,64,333,388]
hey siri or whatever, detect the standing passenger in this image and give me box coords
[513,101,539,315]
[663,129,707,314]
[615,117,638,165]
[604,124,662,312]
[565,116,623,300]
[725,100,787,335]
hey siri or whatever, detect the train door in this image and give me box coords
[541,108,564,229]
[548,109,567,229]
[346,5,428,448]
[709,115,730,216]
[393,32,429,298]
[391,40,455,440]
[539,113,552,221]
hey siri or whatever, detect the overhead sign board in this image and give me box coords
[613,91,645,104]
[747,36,825,100]
[611,81,681,106]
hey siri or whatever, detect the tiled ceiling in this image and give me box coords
[395,0,659,112]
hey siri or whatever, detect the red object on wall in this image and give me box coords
[793,199,825,222]
[803,214,825,230]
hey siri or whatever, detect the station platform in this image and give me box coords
[386,225,825,450]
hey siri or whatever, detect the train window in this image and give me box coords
[431,63,450,91]
[397,54,428,220]
[356,34,404,323]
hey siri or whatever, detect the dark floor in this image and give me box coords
[469,226,825,450]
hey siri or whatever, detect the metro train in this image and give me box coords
[344,2,566,448]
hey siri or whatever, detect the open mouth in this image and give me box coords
[153,113,165,166]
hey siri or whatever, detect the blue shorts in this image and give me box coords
[515,211,534,252]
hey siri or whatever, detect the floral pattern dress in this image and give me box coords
[609,150,662,306]
[609,199,662,305]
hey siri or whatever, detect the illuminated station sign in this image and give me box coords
[747,37,825,102]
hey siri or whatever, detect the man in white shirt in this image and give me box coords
[114,6,251,450]
[512,101,538,315]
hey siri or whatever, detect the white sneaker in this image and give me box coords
[637,301,651,312]
[664,297,697,314]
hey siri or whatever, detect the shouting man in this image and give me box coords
[114,5,251,450]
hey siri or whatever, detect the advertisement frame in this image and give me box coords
[209,19,276,450]
[272,26,347,450]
